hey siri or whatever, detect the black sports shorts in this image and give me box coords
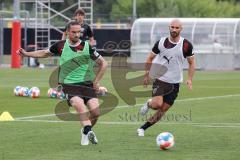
[61,81,97,105]
[152,79,180,106]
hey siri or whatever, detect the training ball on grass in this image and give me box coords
[29,87,40,98]
[19,87,30,97]
[156,132,175,150]
[14,86,22,96]
[47,88,58,98]
[57,91,65,99]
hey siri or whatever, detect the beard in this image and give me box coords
[170,31,179,38]
[71,37,80,43]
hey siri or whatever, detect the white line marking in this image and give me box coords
[195,86,240,89]
[193,125,240,128]
[14,93,240,120]
[176,94,240,102]
[12,120,240,128]
[15,113,70,120]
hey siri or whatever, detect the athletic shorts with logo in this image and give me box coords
[152,79,179,106]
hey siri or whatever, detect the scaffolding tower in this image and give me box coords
[20,0,93,49]
[35,0,51,49]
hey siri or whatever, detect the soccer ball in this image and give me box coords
[19,87,30,97]
[156,132,175,150]
[14,86,22,96]
[29,87,40,98]
[57,91,65,99]
[47,88,58,98]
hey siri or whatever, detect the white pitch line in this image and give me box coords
[109,93,240,109]
[195,86,240,89]
[193,125,240,128]
[14,119,66,123]
[175,94,240,102]
[12,119,240,128]
[15,93,240,120]
[15,112,72,120]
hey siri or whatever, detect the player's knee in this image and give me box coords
[150,99,163,110]
[160,104,171,112]
[70,97,84,107]
[72,103,87,114]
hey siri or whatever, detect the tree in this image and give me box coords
[93,0,118,22]
[110,0,240,21]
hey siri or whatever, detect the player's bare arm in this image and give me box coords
[144,52,156,87]
[93,56,108,90]
[186,56,195,90]
[18,48,51,58]
[61,31,67,40]
[89,37,95,46]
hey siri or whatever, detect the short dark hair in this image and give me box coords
[66,20,80,31]
[74,8,85,16]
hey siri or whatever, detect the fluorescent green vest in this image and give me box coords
[59,39,95,84]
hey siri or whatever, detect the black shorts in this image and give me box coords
[61,81,97,105]
[152,79,180,106]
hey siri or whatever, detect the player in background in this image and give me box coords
[62,8,95,46]
[18,21,107,145]
[137,19,195,136]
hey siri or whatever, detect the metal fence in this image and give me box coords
[131,18,240,70]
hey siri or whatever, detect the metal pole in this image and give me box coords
[0,15,3,65]
[13,0,20,20]
[91,0,93,25]
[78,0,81,9]
[23,12,28,50]
[132,0,137,22]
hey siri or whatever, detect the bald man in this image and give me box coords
[137,19,195,136]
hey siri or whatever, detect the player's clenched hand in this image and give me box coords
[93,81,100,92]
[143,73,150,88]
[186,79,193,91]
[17,48,27,57]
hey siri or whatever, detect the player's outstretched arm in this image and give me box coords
[18,48,51,58]
[186,56,195,90]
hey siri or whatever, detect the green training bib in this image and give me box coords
[59,39,95,84]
